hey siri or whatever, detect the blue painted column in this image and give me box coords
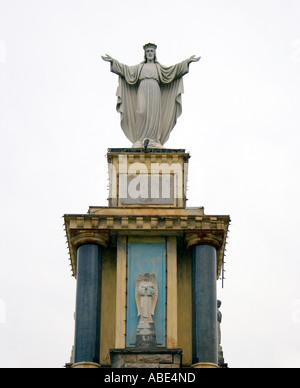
[192,244,218,367]
[73,244,102,367]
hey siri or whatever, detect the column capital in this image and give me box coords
[71,230,110,250]
[184,231,224,250]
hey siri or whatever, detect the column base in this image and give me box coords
[192,362,219,369]
[72,361,101,369]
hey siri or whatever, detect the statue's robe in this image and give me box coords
[137,283,155,323]
[110,59,191,147]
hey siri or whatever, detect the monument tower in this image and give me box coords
[64,44,230,368]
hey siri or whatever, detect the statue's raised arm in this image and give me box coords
[101,54,114,63]
[102,43,200,149]
[188,55,201,64]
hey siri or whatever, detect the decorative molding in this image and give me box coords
[70,230,110,249]
[64,210,230,278]
[191,362,219,369]
[184,230,228,280]
[66,230,110,277]
[71,362,100,369]
[66,214,227,232]
[184,231,224,250]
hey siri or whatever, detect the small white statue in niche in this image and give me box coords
[135,273,158,325]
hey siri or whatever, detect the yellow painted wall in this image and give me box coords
[177,238,192,366]
[99,235,193,367]
[100,246,116,366]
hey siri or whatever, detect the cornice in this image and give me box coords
[64,209,230,278]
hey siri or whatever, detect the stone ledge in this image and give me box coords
[107,148,187,154]
[64,209,230,278]
[110,349,182,369]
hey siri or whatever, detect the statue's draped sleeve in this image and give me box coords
[111,59,141,85]
[158,60,190,84]
[110,58,191,145]
[158,60,190,144]
[110,59,140,143]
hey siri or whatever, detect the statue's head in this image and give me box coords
[143,273,151,281]
[143,43,157,63]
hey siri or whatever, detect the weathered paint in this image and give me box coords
[177,239,192,366]
[126,242,166,347]
[100,247,116,365]
[166,237,178,348]
[115,236,127,349]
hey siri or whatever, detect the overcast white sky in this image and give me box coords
[0,0,300,368]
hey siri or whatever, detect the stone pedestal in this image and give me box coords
[107,148,189,208]
[135,322,157,349]
[64,149,231,368]
[110,349,182,368]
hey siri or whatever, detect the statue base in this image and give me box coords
[107,148,189,208]
[135,322,157,348]
[110,348,182,368]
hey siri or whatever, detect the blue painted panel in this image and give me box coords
[126,242,166,347]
